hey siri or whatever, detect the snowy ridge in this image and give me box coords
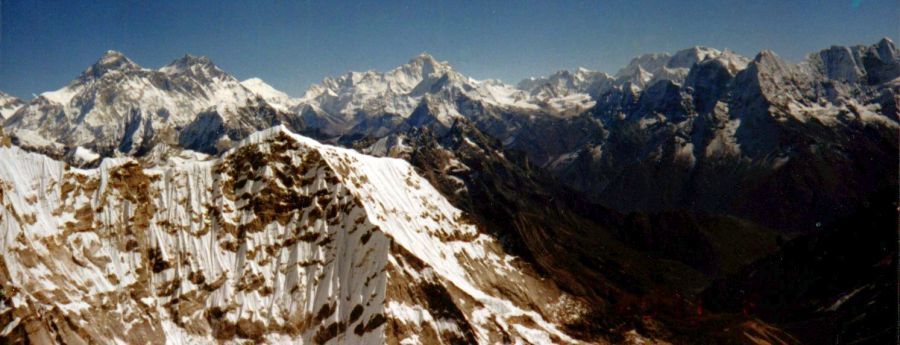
[614,46,730,87]
[0,126,584,344]
[294,53,580,136]
[1,47,756,157]
[297,53,463,121]
[518,67,613,100]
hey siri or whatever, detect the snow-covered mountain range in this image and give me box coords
[4,39,896,156]
[549,38,899,232]
[4,51,297,158]
[5,46,707,157]
[0,38,897,344]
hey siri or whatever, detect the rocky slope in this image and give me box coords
[0,126,586,344]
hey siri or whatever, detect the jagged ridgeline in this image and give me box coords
[0,37,896,344]
[0,127,587,344]
[2,51,301,158]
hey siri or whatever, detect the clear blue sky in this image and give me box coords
[1,0,896,98]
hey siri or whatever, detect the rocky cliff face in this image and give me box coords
[0,127,584,344]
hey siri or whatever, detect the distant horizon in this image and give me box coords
[2,1,896,99]
[4,35,896,101]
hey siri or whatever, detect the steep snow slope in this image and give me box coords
[0,126,584,344]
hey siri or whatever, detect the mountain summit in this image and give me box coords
[80,50,141,79]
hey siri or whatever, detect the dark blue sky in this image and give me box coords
[1,0,896,98]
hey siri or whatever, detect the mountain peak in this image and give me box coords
[241,77,267,86]
[712,49,751,73]
[402,52,452,76]
[874,37,898,58]
[160,53,222,76]
[409,52,440,64]
[753,49,782,63]
[687,46,718,53]
[176,53,213,65]
[101,50,126,59]
[615,52,671,79]
[241,77,293,107]
[81,50,140,79]
[668,46,722,68]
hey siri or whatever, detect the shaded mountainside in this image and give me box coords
[548,38,899,233]
[355,120,795,344]
[702,189,898,345]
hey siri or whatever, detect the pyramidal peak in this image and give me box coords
[99,49,127,62]
[875,37,898,58]
[407,52,447,67]
[753,49,781,62]
[80,50,141,79]
[395,52,454,79]
[874,36,896,53]
[748,49,794,74]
